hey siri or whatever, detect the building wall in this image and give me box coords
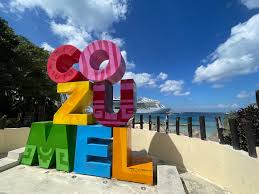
[0,127,30,154]
[131,129,259,194]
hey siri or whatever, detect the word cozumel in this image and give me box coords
[21,40,154,185]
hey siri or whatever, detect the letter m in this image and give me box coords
[21,121,77,172]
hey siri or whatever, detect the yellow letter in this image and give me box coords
[53,81,95,125]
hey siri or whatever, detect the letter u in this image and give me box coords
[93,79,136,127]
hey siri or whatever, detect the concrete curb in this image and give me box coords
[7,147,24,161]
[157,165,185,194]
[0,147,24,172]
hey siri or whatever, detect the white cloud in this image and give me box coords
[100,32,124,47]
[123,72,156,87]
[9,0,128,32]
[50,20,92,50]
[156,72,168,80]
[194,14,259,83]
[123,72,189,96]
[41,42,54,52]
[236,90,253,99]
[7,0,135,68]
[49,21,136,70]
[231,103,240,109]
[0,2,4,8]
[212,84,224,89]
[241,0,259,9]
[159,80,190,96]
[121,50,136,69]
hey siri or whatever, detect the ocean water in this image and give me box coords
[134,112,225,136]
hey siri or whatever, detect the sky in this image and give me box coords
[1,0,259,112]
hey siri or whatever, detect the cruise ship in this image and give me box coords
[60,95,171,114]
[113,97,171,114]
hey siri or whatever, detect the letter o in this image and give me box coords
[79,40,126,84]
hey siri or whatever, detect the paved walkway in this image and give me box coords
[0,165,156,194]
[0,165,230,194]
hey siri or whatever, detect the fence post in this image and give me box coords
[166,115,169,134]
[140,114,143,129]
[199,116,206,140]
[132,116,135,128]
[228,119,240,150]
[215,117,224,144]
[157,116,160,132]
[256,90,259,107]
[187,117,192,137]
[149,115,152,131]
[243,119,257,158]
[176,117,180,135]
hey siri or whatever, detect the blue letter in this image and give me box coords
[74,124,112,178]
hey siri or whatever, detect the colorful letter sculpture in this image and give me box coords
[93,79,136,127]
[54,81,96,125]
[79,40,126,84]
[21,121,77,172]
[47,45,85,83]
[22,40,154,185]
[112,127,153,185]
[74,125,112,178]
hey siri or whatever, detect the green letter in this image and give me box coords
[21,121,77,172]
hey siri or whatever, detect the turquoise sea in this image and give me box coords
[135,112,225,136]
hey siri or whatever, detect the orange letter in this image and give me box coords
[53,81,95,125]
[112,127,153,185]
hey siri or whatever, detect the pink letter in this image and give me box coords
[79,40,126,84]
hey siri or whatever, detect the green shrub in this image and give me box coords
[224,104,259,151]
[5,118,18,128]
